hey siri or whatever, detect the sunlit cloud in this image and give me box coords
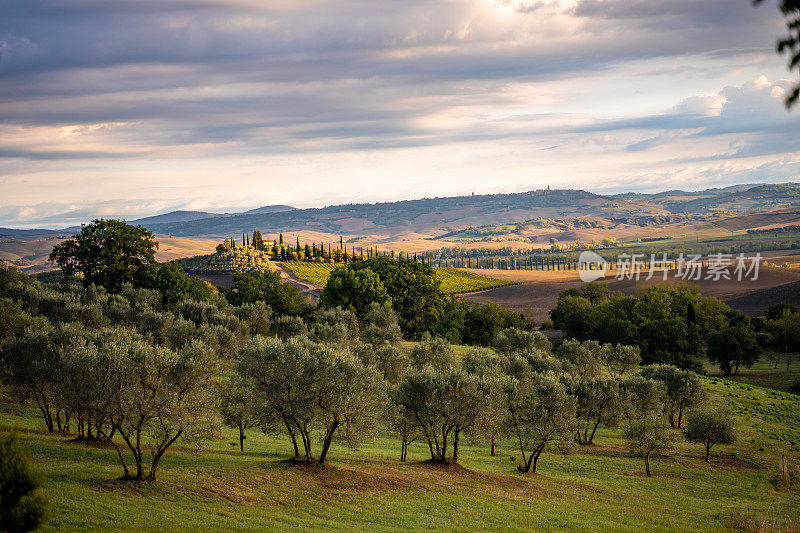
[0,0,796,227]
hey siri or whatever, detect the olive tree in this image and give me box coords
[493,327,550,355]
[503,372,577,473]
[272,315,307,340]
[103,337,219,481]
[639,364,705,428]
[683,408,736,462]
[385,401,419,462]
[392,367,484,463]
[567,376,625,445]
[1,326,64,433]
[624,414,673,477]
[353,342,408,384]
[312,307,360,348]
[622,375,667,423]
[461,350,511,456]
[219,375,272,452]
[600,344,641,377]
[237,336,385,464]
[408,333,455,372]
[363,302,402,347]
[554,339,603,380]
[232,301,272,335]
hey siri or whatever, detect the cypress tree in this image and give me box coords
[297,236,301,253]
[279,233,284,245]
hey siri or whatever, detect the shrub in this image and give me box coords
[0,433,46,532]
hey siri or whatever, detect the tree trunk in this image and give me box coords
[532,450,541,473]
[289,431,300,459]
[645,450,652,477]
[239,425,245,452]
[705,444,711,462]
[35,394,54,433]
[400,438,407,462]
[147,430,183,482]
[452,428,461,463]
[490,436,496,457]
[589,420,602,444]
[318,420,339,465]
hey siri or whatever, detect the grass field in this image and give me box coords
[704,356,800,393]
[2,374,799,532]
[280,262,520,294]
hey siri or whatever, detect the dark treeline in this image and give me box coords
[550,283,763,375]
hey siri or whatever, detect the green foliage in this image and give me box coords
[232,302,272,335]
[328,258,443,338]
[623,414,674,477]
[223,271,306,316]
[408,333,455,372]
[0,433,46,533]
[175,246,276,274]
[554,339,604,380]
[0,263,32,294]
[312,307,360,348]
[219,375,272,452]
[144,262,212,307]
[503,371,577,473]
[0,299,47,345]
[2,324,220,481]
[236,336,385,464]
[282,261,517,294]
[392,366,484,462]
[640,364,706,428]
[48,219,157,291]
[566,376,625,445]
[363,302,402,348]
[319,267,389,322]
[272,315,308,340]
[706,326,761,375]
[551,283,739,371]
[463,302,526,346]
[683,407,736,461]
[493,327,550,356]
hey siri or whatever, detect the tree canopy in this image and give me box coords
[49,219,158,292]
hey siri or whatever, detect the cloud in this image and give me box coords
[0,1,797,227]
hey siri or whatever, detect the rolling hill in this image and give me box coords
[133,183,800,238]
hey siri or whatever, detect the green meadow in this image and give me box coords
[3,374,799,532]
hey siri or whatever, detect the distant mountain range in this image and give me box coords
[3,184,800,239]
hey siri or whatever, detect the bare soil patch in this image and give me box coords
[464,266,800,322]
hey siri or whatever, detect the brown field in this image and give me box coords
[463,265,800,323]
[154,236,219,261]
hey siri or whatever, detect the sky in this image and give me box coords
[0,0,798,228]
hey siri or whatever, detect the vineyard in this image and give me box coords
[280,261,520,294]
[175,247,277,274]
[435,268,521,294]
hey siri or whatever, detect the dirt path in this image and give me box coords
[275,263,322,303]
